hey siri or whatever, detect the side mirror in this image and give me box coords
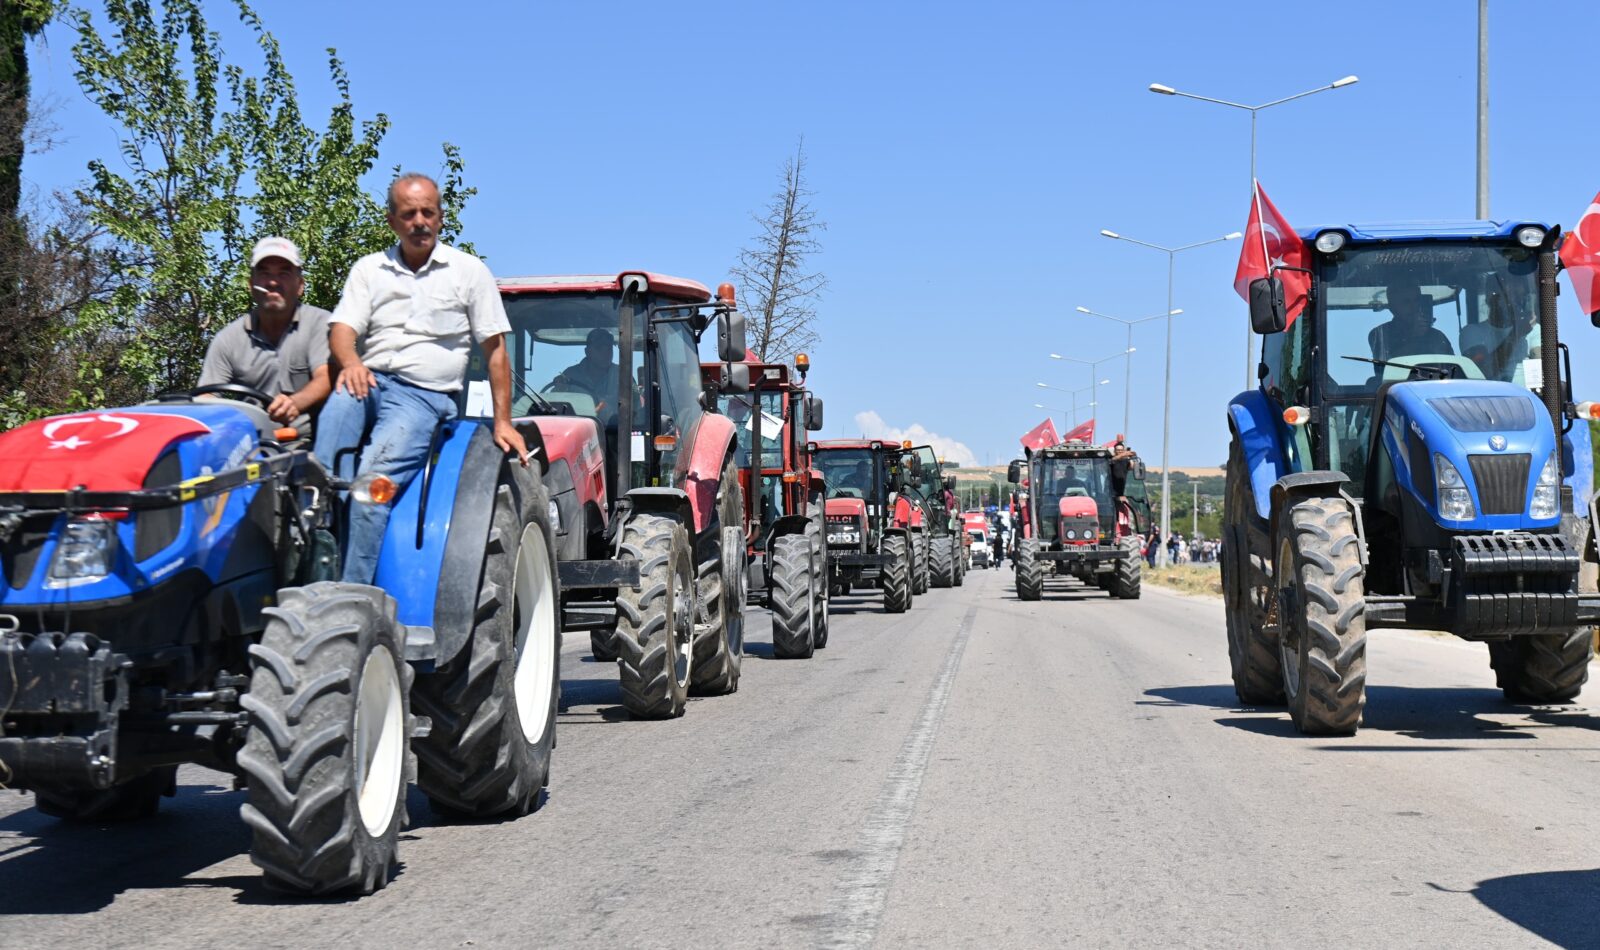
[1007,460,1022,484]
[943,475,957,493]
[722,361,749,394]
[1131,459,1146,480]
[804,395,824,431]
[718,309,747,362]
[1248,276,1287,334]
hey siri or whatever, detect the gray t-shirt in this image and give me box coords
[198,305,332,395]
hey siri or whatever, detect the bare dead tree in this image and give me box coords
[731,140,826,363]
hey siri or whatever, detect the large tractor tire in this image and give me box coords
[930,536,956,588]
[414,478,558,818]
[1489,631,1592,703]
[1015,539,1043,601]
[770,534,816,659]
[952,540,966,587]
[807,519,831,649]
[615,513,695,719]
[590,626,618,663]
[239,583,411,895]
[1277,496,1367,735]
[34,766,176,823]
[911,532,930,595]
[691,461,746,695]
[882,534,913,614]
[1223,438,1285,705]
[1109,536,1142,599]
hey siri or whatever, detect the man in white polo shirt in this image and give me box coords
[314,172,529,585]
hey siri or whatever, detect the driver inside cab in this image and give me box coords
[1055,464,1088,494]
[1368,284,1454,363]
[550,327,620,409]
[197,236,332,428]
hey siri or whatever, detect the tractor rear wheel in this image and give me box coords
[1489,631,1592,703]
[1109,536,1142,599]
[1015,539,1043,601]
[882,535,912,613]
[807,519,830,649]
[34,766,175,823]
[615,513,694,719]
[952,540,966,587]
[239,583,410,895]
[1223,438,1285,704]
[930,536,955,588]
[911,533,930,595]
[414,477,558,818]
[691,461,746,695]
[770,534,815,658]
[1277,497,1367,735]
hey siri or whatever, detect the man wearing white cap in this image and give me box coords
[197,236,332,426]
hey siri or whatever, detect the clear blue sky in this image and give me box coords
[20,0,1600,468]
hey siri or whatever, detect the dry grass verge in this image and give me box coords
[1144,564,1223,599]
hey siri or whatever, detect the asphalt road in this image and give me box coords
[1,567,1597,949]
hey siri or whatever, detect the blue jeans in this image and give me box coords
[314,372,458,585]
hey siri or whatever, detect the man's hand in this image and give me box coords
[267,393,300,424]
[335,361,377,399]
[495,419,531,468]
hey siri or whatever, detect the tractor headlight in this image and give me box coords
[1530,452,1560,519]
[1434,454,1477,521]
[1515,225,1546,248]
[46,520,117,587]
[547,499,561,531]
[1066,529,1076,539]
[1314,230,1347,253]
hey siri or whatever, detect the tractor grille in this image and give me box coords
[1467,454,1530,516]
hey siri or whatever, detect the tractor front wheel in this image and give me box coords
[615,513,695,719]
[1109,536,1142,599]
[930,536,955,588]
[882,535,913,613]
[770,534,816,658]
[1489,631,1592,703]
[807,519,831,649]
[690,462,746,695]
[1277,497,1367,735]
[1015,539,1043,601]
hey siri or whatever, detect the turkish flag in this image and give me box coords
[1020,418,1059,451]
[1063,419,1095,444]
[1233,181,1311,327]
[1561,190,1600,316]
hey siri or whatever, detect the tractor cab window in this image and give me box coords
[719,390,785,468]
[912,446,941,502]
[1037,456,1113,537]
[819,450,879,500]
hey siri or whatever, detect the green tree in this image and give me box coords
[61,0,474,408]
[0,0,59,223]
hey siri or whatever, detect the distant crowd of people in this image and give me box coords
[1142,530,1220,566]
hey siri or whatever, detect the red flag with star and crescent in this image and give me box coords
[1233,181,1311,328]
[1063,419,1095,443]
[1561,189,1600,316]
[1020,418,1059,451]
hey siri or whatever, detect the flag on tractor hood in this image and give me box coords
[1561,189,1600,316]
[1020,418,1059,450]
[1233,181,1311,327]
[1063,419,1095,444]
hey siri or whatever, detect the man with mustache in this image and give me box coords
[314,173,529,585]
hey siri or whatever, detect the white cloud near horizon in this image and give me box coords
[852,411,979,467]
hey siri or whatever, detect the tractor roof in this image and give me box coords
[813,439,898,452]
[495,271,711,302]
[1297,220,1550,243]
[1034,441,1117,459]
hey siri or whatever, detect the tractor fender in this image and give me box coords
[768,513,812,542]
[376,421,544,667]
[1227,391,1290,522]
[681,413,736,535]
[1268,472,1367,566]
[620,487,694,536]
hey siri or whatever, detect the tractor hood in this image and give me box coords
[1057,495,1099,519]
[826,497,868,521]
[1378,379,1559,531]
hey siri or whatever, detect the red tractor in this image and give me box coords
[702,353,829,658]
[466,272,750,719]
[1006,438,1150,600]
[812,439,926,612]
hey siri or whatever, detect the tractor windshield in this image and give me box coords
[819,449,880,501]
[719,390,785,469]
[1322,244,1540,391]
[1036,456,1113,538]
[912,446,941,501]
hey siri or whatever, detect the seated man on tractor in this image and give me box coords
[1369,284,1454,363]
[314,173,529,585]
[197,237,332,428]
[551,328,620,404]
[1055,465,1088,495]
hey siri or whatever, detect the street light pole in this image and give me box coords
[1076,306,1181,440]
[1099,229,1240,566]
[1477,0,1489,218]
[1149,75,1358,390]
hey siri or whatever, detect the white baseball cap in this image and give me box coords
[250,236,303,269]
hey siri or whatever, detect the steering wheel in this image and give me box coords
[177,383,276,409]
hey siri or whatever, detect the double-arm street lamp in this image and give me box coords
[1049,351,1131,434]
[1098,229,1241,566]
[1034,380,1109,431]
[1146,75,1358,391]
[1074,306,1182,439]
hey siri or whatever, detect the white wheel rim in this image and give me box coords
[512,522,557,745]
[355,647,405,838]
[673,555,692,687]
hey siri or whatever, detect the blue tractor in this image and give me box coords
[0,386,561,893]
[1224,221,1597,734]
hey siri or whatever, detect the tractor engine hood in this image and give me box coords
[1378,379,1560,532]
[825,497,868,521]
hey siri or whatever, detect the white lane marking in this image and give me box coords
[818,604,977,950]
